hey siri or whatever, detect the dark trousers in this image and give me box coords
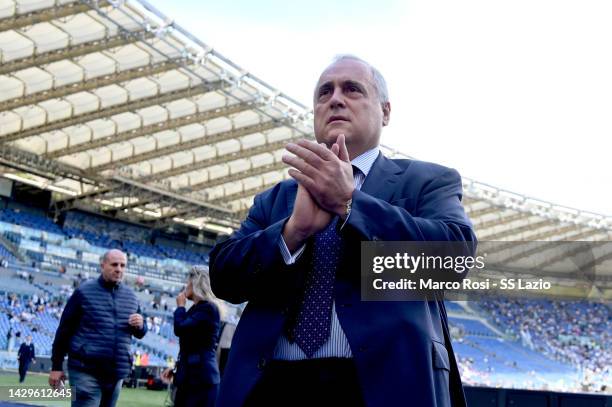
[244,358,365,407]
[18,361,30,383]
[174,383,218,407]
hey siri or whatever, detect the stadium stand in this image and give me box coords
[0,0,610,398]
[477,300,610,384]
[447,299,610,393]
[0,265,182,369]
[0,200,227,380]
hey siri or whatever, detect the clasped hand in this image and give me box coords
[281,135,354,249]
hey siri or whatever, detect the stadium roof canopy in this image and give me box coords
[1,0,611,262]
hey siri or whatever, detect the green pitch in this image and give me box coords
[0,371,169,407]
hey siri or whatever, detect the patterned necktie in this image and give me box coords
[291,217,341,358]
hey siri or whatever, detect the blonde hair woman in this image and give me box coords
[161,265,221,407]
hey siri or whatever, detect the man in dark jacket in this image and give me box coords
[17,335,35,383]
[210,56,476,407]
[48,249,147,407]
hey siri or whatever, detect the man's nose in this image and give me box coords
[329,87,345,109]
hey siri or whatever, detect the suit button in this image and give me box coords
[281,307,289,315]
[257,358,267,370]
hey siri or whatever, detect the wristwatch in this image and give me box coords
[344,198,352,218]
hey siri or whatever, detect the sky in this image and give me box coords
[145,0,612,216]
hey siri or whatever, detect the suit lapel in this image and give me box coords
[360,152,403,202]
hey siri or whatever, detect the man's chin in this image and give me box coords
[318,132,350,146]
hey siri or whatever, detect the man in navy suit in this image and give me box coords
[210,55,476,407]
[18,335,35,383]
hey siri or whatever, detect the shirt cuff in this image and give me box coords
[278,237,306,265]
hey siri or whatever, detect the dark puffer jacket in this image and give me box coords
[51,275,147,380]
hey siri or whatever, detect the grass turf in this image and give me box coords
[0,370,169,407]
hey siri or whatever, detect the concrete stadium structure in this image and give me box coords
[0,0,611,296]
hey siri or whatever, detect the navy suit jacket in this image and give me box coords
[210,153,477,407]
[173,301,221,387]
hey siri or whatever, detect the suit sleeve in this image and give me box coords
[174,304,218,338]
[209,187,297,304]
[347,168,476,243]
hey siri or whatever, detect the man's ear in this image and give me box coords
[382,102,391,126]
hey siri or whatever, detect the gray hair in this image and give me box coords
[320,54,390,105]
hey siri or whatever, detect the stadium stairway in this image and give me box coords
[0,234,24,263]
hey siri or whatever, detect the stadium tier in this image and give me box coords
[0,0,610,288]
[0,0,611,400]
[0,206,212,283]
[0,204,211,374]
[448,303,609,392]
[0,0,609,241]
[0,262,608,394]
